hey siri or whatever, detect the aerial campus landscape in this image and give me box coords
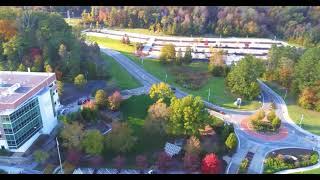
[0,6,320,175]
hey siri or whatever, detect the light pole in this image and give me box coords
[284,89,287,100]
[299,114,304,127]
[165,73,167,83]
[56,137,64,174]
[208,88,211,102]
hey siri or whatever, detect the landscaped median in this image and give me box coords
[263,148,319,174]
[85,35,262,110]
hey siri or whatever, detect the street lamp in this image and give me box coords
[284,89,287,100]
[165,73,167,83]
[299,114,304,127]
[207,88,211,102]
[56,137,64,174]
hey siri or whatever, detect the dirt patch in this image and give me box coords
[169,66,210,90]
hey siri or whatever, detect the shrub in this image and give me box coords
[271,117,281,130]
[62,161,75,174]
[238,158,249,174]
[201,153,222,174]
[225,133,238,151]
[267,110,276,122]
[43,164,54,174]
[310,152,319,165]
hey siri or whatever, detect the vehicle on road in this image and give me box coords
[77,97,90,105]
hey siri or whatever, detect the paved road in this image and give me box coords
[97,45,320,174]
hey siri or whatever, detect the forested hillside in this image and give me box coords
[81,6,320,46]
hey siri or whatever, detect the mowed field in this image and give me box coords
[86,35,261,110]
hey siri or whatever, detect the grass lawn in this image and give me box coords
[264,81,320,135]
[118,95,169,167]
[86,35,261,110]
[111,28,167,36]
[102,54,140,90]
[64,18,82,27]
[293,168,320,174]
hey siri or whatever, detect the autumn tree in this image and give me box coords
[144,101,170,136]
[113,155,126,173]
[60,121,85,150]
[136,155,148,173]
[108,91,122,111]
[81,130,104,156]
[66,149,81,166]
[149,82,174,103]
[156,152,171,173]
[201,153,222,174]
[184,136,201,156]
[183,153,200,173]
[208,48,227,77]
[56,80,64,96]
[159,44,176,63]
[95,89,107,108]
[104,122,137,153]
[74,74,87,88]
[175,48,183,65]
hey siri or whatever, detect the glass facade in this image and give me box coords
[0,97,43,149]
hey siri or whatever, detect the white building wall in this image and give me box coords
[37,89,57,135]
[0,139,8,149]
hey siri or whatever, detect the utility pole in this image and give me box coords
[165,73,167,83]
[284,89,287,100]
[56,137,64,174]
[208,88,211,102]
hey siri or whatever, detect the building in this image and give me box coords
[0,71,60,152]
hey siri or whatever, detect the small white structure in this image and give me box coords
[120,169,140,174]
[164,142,182,157]
[73,168,95,174]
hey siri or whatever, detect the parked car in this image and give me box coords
[77,97,90,105]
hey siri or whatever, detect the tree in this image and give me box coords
[81,130,104,156]
[225,133,238,151]
[183,153,200,172]
[156,152,171,173]
[149,82,174,103]
[60,122,85,150]
[58,44,68,61]
[184,136,201,156]
[66,149,81,166]
[226,55,265,100]
[95,89,107,108]
[267,110,276,122]
[271,117,281,130]
[17,63,26,71]
[201,153,222,174]
[33,150,49,164]
[175,48,183,65]
[104,122,137,153]
[183,47,192,64]
[208,48,226,77]
[113,155,125,173]
[159,44,176,63]
[144,101,170,135]
[74,74,87,88]
[136,155,148,173]
[108,91,122,111]
[89,155,104,168]
[56,80,64,96]
[298,87,317,110]
[166,95,209,136]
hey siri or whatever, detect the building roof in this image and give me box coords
[164,142,182,157]
[0,71,56,113]
[96,168,118,174]
[73,168,95,174]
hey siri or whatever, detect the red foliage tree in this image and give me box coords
[136,155,148,173]
[201,153,222,174]
[183,153,200,173]
[113,155,126,173]
[108,91,122,111]
[66,149,81,166]
[156,152,171,173]
[89,155,104,168]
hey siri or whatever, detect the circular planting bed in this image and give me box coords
[263,148,319,174]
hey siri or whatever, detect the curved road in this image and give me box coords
[86,32,320,174]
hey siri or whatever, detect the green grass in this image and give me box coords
[64,18,82,27]
[86,35,135,54]
[102,54,140,90]
[111,28,167,36]
[87,35,261,110]
[264,81,320,135]
[293,168,320,174]
[119,95,168,166]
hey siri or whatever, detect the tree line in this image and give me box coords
[81,6,320,47]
